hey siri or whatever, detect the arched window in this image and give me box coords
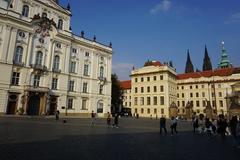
[14,46,23,63]
[36,51,43,65]
[100,66,104,78]
[58,19,63,30]
[42,12,47,18]
[22,5,29,17]
[53,55,60,70]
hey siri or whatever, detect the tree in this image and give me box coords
[111,73,123,114]
[202,45,212,71]
[185,50,194,73]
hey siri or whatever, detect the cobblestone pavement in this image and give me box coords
[0,116,239,160]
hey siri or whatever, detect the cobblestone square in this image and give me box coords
[0,117,239,160]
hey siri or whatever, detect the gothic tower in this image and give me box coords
[202,45,212,71]
[185,50,194,73]
[218,41,232,68]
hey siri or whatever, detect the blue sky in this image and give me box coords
[60,0,240,80]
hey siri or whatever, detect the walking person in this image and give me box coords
[160,115,167,135]
[113,113,119,128]
[55,110,60,120]
[236,119,240,149]
[170,117,178,136]
[91,110,96,126]
[193,116,199,133]
[107,112,111,127]
[229,116,238,139]
[217,115,228,139]
[205,118,213,138]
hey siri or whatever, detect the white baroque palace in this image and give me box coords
[0,0,112,117]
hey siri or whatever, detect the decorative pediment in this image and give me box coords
[37,0,71,15]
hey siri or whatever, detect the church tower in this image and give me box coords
[185,50,194,73]
[218,41,232,68]
[202,45,212,71]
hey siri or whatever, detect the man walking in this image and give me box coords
[91,110,96,126]
[160,115,167,134]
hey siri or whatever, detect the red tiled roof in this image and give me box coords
[144,61,164,67]
[120,80,131,89]
[177,67,240,80]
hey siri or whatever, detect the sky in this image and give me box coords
[59,0,240,80]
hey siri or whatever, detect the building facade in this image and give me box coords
[121,62,240,118]
[0,0,112,117]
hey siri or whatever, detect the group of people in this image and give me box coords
[192,115,240,148]
[159,116,178,136]
[91,111,119,128]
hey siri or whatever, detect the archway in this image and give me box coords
[7,94,18,114]
[27,94,40,115]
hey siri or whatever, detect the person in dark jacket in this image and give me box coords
[160,115,167,134]
[229,116,238,139]
[193,116,199,133]
[217,115,228,139]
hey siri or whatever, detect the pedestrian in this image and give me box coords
[55,110,60,120]
[211,119,217,134]
[229,116,238,139]
[192,116,199,133]
[205,118,213,138]
[236,119,240,149]
[91,110,96,126]
[217,115,228,139]
[170,116,178,135]
[107,112,111,127]
[160,115,167,134]
[113,113,119,128]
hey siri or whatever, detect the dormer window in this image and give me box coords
[18,31,25,38]
[42,12,47,18]
[56,43,61,48]
[72,48,77,53]
[39,38,44,44]
[22,5,29,17]
[85,52,89,57]
[58,19,63,30]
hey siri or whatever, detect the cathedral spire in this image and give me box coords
[218,41,232,68]
[185,50,194,73]
[202,45,212,71]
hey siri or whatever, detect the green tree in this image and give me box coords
[111,73,123,114]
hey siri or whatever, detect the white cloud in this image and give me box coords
[112,63,134,80]
[150,0,172,15]
[225,12,240,24]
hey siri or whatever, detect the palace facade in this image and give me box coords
[0,0,112,117]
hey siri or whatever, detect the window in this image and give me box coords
[85,52,89,57]
[182,101,185,107]
[72,48,77,53]
[141,87,144,93]
[53,55,60,70]
[190,93,193,97]
[83,64,89,76]
[177,101,180,107]
[154,97,157,105]
[42,12,47,18]
[140,97,144,106]
[67,98,73,109]
[129,102,131,107]
[56,43,61,48]
[35,51,43,65]
[219,92,222,97]
[160,75,163,80]
[68,80,74,92]
[202,92,205,97]
[196,93,199,97]
[22,5,29,17]
[182,86,184,89]
[203,100,206,107]
[196,101,200,107]
[18,31,25,38]
[135,108,138,113]
[177,94,179,98]
[99,85,103,94]
[83,82,88,93]
[147,97,151,105]
[141,77,144,82]
[33,74,40,87]
[14,46,23,63]
[161,109,164,114]
[141,108,144,114]
[147,86,150,93]
[99,66,104,78]
[51,78,58,90]
[160,86,164,92]
[147,108,150,114]
[202,85,205,88]
[39,38,44,44]
[134,97,138,105]
[57,19,63,30]
[154,86,157,92]
[219,100,223,107]
[154,109,157,114]
[190,86,192,89]
[218,84,221,88]
[135,87,138,93]
[69,61,76,73]
[97,102,103,113]
[82,99,87,110]
[160,96,164,105]
[153,76,157,81]
[182,93,184,98]
[147,77,150,81]
[135,78,138,82]
[11,72,20,85]
[196,85,198,89]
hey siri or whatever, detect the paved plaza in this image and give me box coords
[0,116,239,160]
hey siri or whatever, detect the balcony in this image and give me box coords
[13,60,24,67]
[30,64,48,71]
[52,68,61,73]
